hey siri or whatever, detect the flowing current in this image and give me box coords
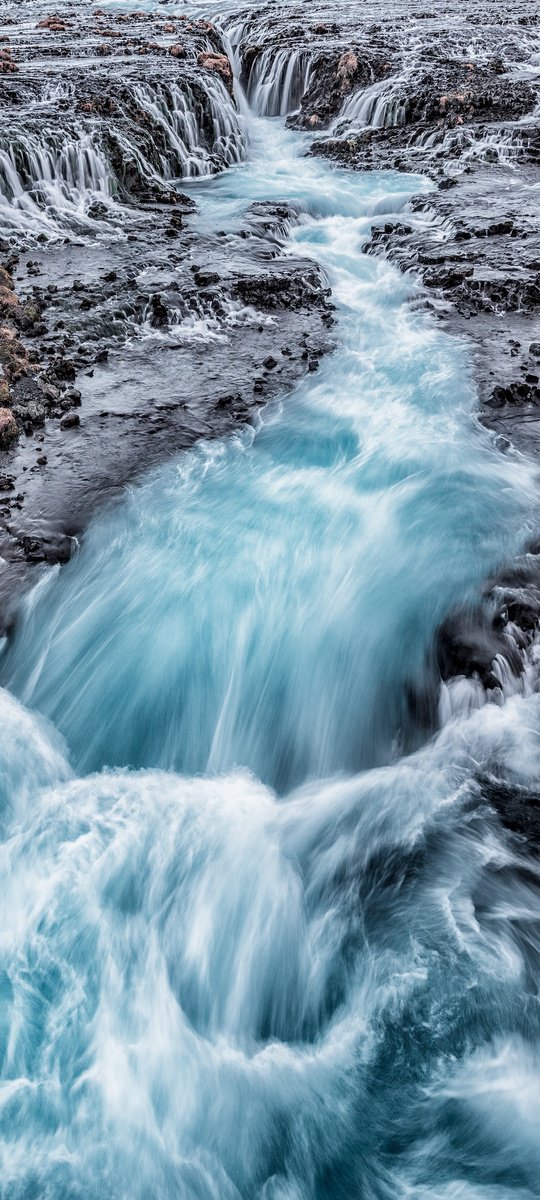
[1,11,540,1200]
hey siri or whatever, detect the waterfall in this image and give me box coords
[127,78,245,179]
[334,74,408,133]
[0,76,245,239]
[0,129,116,237]
[243,47,314,117]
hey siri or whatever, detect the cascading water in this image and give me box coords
[0,129,116,237]
[0,76,244,240]
[333,74,408,135]
[1,10,540,1200]
[126,78,246,178]
[241,47,314,117]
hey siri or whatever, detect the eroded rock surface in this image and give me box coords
[0,2,335,621]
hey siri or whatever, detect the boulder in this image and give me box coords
[0,406,18,448]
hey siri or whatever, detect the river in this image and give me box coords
[0,7,539,1198]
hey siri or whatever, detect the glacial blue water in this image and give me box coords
[1,37,540,1200]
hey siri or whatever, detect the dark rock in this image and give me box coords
[60,412,80,429]
[149,295,169,327]
[193,272,220,288]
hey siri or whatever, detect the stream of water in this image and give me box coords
[1,12,540,1200]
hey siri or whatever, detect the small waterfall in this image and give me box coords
[334,75,407,133]
[244,48,314,118]
[0,75,245,238]
[138,293,275,344]
[127,77,245,180]
[0,129,115,237]
[416,122,524,167]
[438,654,536,724]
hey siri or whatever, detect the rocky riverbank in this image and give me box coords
[0,1,335,625]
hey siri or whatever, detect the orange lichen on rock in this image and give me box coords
[0,327,30,384]
[0,406,18,448]
[336,50,358,92]
[197,51,232,84]
[37,15,71,31]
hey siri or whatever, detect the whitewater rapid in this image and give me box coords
[1,15,540,1200]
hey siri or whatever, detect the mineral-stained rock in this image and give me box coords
[0,407,18,448]
[197,51,233,91]
[37,16,71,32]
[337,51,358,92]
[0,327,29,383]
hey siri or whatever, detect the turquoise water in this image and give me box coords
[1,69,540,1200]
[3,121,536,783]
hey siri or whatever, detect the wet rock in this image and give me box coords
[149,295,168,328]
[424,266,474,290]
[63,388,81,407]
[479,776,540,850]
[11,400,45,427]
[193,271,220,288]
[0,407,18,448]
[60,412,80,430]
[42,383,60,402]
[49,357,76,382]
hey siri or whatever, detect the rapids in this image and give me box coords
[1,6,540,1199]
